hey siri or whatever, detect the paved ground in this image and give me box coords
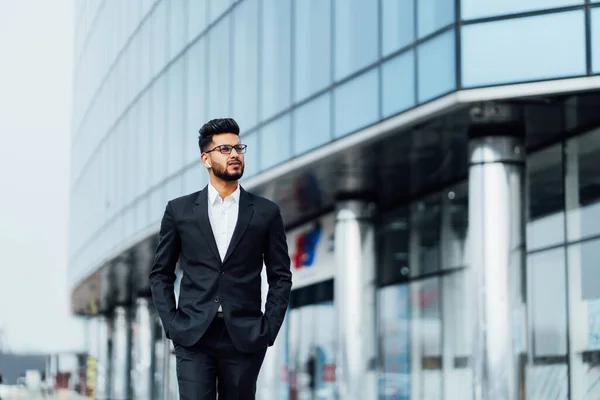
[0,388,88,399]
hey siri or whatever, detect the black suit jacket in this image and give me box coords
[149,185,292,353]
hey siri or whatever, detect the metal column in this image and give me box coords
[132,298,152,399]
[334,200,377,400]
[468,136,526,400]
[110,306,131,400]
[96,315,110,400]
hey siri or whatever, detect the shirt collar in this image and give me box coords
[208,183,240,205]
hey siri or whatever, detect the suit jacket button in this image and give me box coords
[214,297,220,302]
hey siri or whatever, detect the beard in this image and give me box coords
[213,161,244,182]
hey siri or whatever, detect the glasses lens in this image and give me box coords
[234,144,247,154]
[219,145,233,154]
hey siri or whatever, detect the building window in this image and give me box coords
[293,92,331,156]
[592,7,600,74]
[260,115,291,170]
[333,69,379,138]
[567,238,600,399]
[565,128,600,241]
[294,0,332,102]
[208,16,231,119]
[381,0,415,57]
[461,0,583,20]
[334,0,378,81]
[417,0,455,39]
[417,30,456,103]
[461,11,586,88]
[527,145,565,251]
[260,0,292,121]
[232,0,259,132]
[382,50,416,118]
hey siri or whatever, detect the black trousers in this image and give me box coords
[173,314,267,400]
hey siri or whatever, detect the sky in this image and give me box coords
[0,0,85,353]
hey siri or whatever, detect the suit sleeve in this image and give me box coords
[149,201,180,339]
[263,206,292,346]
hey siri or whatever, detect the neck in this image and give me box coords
[209,176,238,199]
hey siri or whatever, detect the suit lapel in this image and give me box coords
[192,186,221,262]
[223,187,254,264]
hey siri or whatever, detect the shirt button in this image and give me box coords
[214,297,220,303]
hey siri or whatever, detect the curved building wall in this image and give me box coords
[69,0,600,288]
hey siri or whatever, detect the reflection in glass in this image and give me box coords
[461,11,586,88]
[417,30,456,102]
[208,17,231,119]
[461,0,582,20]
[185,38,207,165]
[232,0,259,131]
[411,195,441,277]
[566,128,600,241]
[289,302,336,400]
[593,8,600,73]
[378,284,410,399]
[378,206,410,286]
[567,239,600,399]
[293,93,331,155]
[527,145,565,250]
[167,61,185,177]
[528,249,568,357]
[334,0,378,81]
[294,0,332,102]
[382,51,415,118]
[334,69,378,138]
[417,0,455,39]
[261,0,292,120]
[260,115,291,170]
[381,0,415,57]
[187,0,207,42]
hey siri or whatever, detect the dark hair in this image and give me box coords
[198,118,240,152]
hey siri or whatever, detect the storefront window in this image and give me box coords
[565,127,600,242]
[568,238,600,399]
[527,145,565,250]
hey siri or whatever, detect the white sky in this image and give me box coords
[0,0,85,353]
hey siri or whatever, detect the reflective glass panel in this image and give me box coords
[208,16,231,119]
[566,128,600,241]
[187,0,207,42]
[462,0,583,20]
[418,0,455,38]
[382,50,416,118]
[261,0,292,120]
[381,0,415,56]
[293,93,331,155]
[461,11,586,87]
[260,115,291,170]
[232,0,259,131]
[527,145,565,250]
[294,0,332,102]
[334,0,378,81]
[185,38,207,165]
[333,69,379,138]
[592,8,600,73]
[567,238,600,399]
[417,30,456,102]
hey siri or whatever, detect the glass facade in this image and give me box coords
[71,1,600,399]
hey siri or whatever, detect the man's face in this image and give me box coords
[202,133,245,182]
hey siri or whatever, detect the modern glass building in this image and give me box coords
[69,0,600,399]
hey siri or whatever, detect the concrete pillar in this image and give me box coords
[110,306,130,400]
[334,199,377,400]
[468,135,526,400]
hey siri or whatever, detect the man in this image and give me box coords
[149,118,292,399]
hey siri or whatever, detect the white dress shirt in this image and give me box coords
[207,183,240,311]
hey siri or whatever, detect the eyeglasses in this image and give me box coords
[205,144,247,154]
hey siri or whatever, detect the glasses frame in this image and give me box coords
[204,144,247,155]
